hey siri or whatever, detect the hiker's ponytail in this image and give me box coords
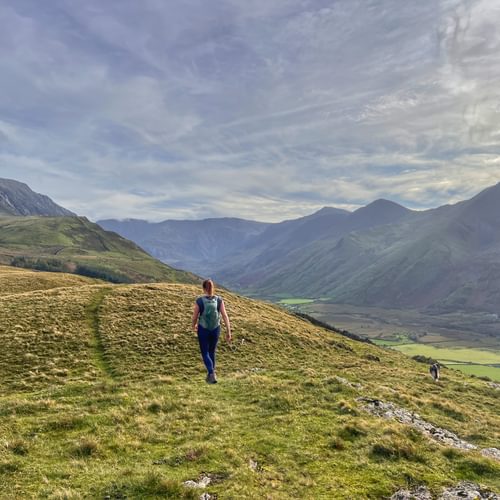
[203,279,215,296]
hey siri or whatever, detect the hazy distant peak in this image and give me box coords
[359,198,410,212]
[347,198,411,229]
[311,206,351,217]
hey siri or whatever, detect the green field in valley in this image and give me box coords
[446,363,500,380]
[387,344,500,381]
[278,298,315,305]
[392,344,500,365]
[292,301,500,382]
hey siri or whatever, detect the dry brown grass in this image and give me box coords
[0,265,99,296]
[0,283,104,391]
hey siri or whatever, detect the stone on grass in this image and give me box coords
[183,476,211,488]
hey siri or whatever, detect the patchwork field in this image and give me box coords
[286,301,500,381]
[1,267,499,498]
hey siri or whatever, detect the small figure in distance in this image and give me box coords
[192,279,232,384]
[430,363,440,382]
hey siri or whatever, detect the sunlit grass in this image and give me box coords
[0,268,499,498]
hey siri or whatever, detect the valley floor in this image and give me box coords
[291,302,500,382]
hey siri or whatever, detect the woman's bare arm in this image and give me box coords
[192,303,200,333]
[220,300,232,341]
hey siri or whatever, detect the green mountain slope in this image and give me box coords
[0,216,199,284]
[0,267,498,498]
[222,185,500,314]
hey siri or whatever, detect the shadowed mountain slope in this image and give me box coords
[0,267,498,498]
[98,217,270,275]
[0,178,75,216]
[244,184,500,313]
[99,202,409,282]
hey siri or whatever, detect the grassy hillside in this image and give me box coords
[0,267,499,498]
[0,216,199,285]
[0,264,100,296]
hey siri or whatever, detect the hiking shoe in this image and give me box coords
[207,372,217,384]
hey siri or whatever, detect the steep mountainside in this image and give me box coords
[0,267,498,498]
[216,200,413,287]
[99,202,410,280]
[0,216,198,284]
[243,185,500,313]
[98,217,270,274]
[0,178,75,216]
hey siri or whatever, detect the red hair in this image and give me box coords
[202,279,215,296]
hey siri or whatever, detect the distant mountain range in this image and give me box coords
[99,183,500,314]
[0,178,75,216]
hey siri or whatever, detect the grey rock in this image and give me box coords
[439,481,499,499]
[481,448,500,461]
[390,486,432,499]
[199,494,215,500]
[183,476,211,489]
[357,397,499,457]
[334,375,363,389]
[391,482,499,500]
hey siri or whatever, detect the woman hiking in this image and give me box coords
[192,279,232,384]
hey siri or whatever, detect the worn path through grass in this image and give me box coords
[85,287,116,381]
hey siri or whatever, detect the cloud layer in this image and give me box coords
[1,0,500,221]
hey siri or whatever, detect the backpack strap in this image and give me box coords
[217,296,222,312]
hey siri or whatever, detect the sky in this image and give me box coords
[1,0,500,222]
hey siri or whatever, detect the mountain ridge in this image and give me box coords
[99,183,500,314]
[0,178,75,216]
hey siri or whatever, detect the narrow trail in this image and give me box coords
[86,287,116,381]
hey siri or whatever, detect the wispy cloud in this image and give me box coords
[1,0,499,221]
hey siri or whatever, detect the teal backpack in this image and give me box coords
[198,296,221,330]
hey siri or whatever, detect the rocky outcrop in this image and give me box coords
[357,398,499,460]
[391,481,499,499]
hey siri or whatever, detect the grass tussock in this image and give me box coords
[71,438,99,459]
[370,437,425,463]
[4,439,29,456]
[108,472,199,499]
